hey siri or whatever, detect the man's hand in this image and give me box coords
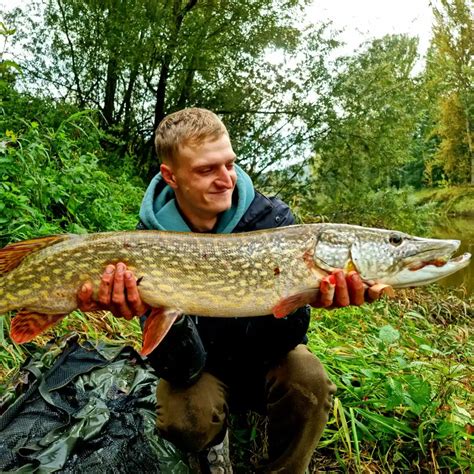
[312,269,394,309]
[77,262,150,320]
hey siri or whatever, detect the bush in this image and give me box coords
[0,93,145,246]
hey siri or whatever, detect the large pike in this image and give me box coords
[0,224,470,355]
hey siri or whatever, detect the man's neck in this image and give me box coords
[175,199,218,233]
[187,215,218,233]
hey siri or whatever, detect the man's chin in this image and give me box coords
[206,194,233,213]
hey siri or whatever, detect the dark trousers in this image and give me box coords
[156,344,336,473]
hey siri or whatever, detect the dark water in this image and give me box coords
[430,216,473,295]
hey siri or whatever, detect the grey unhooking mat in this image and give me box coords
[0,334,190,473]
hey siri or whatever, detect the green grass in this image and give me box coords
[308,286,473,472]
[1,287,473,472]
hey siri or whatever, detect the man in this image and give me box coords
[78,108,386,473]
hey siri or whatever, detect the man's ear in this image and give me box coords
[160,163,178,189]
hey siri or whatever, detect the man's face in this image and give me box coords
[161,134,238,221]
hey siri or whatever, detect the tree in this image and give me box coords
[313,35,422,192]
[425,0,473,185]
[11,0,341,180]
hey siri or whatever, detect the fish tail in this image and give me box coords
[0,235,68,276]
[0,235,69,315]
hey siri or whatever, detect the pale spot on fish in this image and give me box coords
[18,289,32,296]
[41,276,50,282]
[18,275,33,282]
[52,268,62,275]
[40,291,50,300]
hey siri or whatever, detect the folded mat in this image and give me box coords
[0,334,189,473]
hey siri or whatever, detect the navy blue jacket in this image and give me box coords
[141,191,311,389]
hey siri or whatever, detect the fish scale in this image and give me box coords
[0,224,470,355]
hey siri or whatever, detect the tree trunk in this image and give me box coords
[148,0,198,179]
[102,57,118,127]
[465,114,474,185]
[176,55,197,110]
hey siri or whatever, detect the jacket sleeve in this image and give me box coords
[144,315,206,386]
[136,221,207,386]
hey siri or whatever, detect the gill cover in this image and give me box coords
[312,228,354,273]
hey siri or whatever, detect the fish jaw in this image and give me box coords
[379,251,471,288]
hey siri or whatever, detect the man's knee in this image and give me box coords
[266,345,336,415]
[156,373,228,452]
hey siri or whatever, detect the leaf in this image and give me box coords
[378,324,400,345]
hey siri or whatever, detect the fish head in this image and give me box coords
[312,224,471,288]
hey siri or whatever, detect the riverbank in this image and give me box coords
[1,286,473,472]
[416,185,474,217]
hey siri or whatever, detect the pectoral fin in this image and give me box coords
[271,290,319,319]
[141,308,181,356]
[11,311,67,343]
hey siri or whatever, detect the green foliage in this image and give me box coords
[10,0,319,177]
[276,168,437,234]
[260,34,439,233]
[308,287,473,471]
[315,35,422,191]
[0,89,145,246]
[435,91,472,183]
[0,21,20,86]
[423,0,474,185]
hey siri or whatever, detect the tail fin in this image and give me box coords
[0,235,68,276]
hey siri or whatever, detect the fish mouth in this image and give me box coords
[386,249,471,288]
[408,252,471,271]
[391,251,471,288]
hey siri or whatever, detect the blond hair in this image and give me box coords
[155,108,228,164]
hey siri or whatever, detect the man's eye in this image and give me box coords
[199,168,212,174]
[226,163,234,170]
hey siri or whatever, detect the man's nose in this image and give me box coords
[216,166,234,188]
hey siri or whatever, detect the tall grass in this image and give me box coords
[309,286,473,472]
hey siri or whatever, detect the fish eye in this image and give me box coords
[389,234,404,246]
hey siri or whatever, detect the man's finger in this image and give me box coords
[77,283,99,311]
[98,264,115,305]
[111,263,135,319]
[347,271,365,306]
[368,283,395,300]
[334,270,350,307]
[124,271,148,317]
[111,263,126,305]
[315,276,335,308]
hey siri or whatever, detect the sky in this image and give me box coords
[306,0,434,56]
